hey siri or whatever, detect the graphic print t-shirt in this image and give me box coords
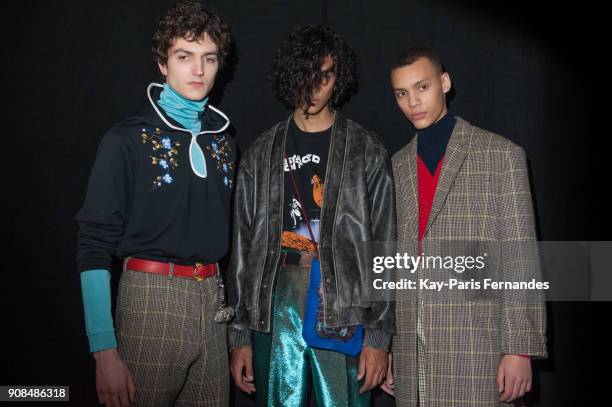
[282,119,331,253]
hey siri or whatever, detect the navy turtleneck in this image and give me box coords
[417,112,456,175]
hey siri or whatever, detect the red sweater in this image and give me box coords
[417,155,443,241]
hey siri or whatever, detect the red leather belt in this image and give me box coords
[126,258,217,282]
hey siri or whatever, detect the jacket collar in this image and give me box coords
[146,82,230,135]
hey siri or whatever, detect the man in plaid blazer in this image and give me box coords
[383,47,547,406]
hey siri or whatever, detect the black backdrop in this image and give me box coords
[3,0,605,405]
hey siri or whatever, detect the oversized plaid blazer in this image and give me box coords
[391,117,547,406]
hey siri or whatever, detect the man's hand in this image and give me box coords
[230,346,256,394]
[380,352,394,396]
[497,354,532,403]
[93,348,136,407]
[358,346,388,394]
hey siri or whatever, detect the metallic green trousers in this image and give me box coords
[252,264,370,407]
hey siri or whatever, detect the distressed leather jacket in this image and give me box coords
[227,112,396,350]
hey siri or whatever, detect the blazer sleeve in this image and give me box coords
[498,145,547,358]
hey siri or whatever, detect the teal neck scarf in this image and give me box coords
[157,83,209,177]
[157,83,208,133]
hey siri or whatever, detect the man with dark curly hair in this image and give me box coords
[76,1,234,405]
[226,25,396,406]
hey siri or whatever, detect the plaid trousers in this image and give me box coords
[115,261,229,406]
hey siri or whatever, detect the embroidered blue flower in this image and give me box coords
[142,128,181,191]
[205,134,233,189]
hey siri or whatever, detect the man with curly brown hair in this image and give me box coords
[76,1,234,405]
[226,25,396,406]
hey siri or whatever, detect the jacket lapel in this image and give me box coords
[423,116,471,237]
[269,117,290,249]
[318,111,347,248]
[395,137,419,243]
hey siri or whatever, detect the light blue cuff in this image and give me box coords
[80,269,117,353]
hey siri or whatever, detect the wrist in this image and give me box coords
[93,347,119,362]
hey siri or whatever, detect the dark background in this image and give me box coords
[3,0,605,405]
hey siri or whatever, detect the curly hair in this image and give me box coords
[152,0,231,68]
[268,25,358,110]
